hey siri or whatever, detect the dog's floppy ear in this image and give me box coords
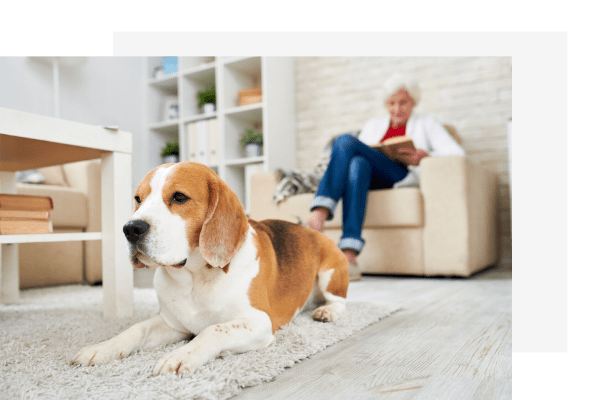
[198,173,249,268]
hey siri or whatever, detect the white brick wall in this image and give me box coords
[294,56,512,268]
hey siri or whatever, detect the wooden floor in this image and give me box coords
[238,266,511,400]
[134,266,511,399]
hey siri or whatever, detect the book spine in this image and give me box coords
[0,195,53,211]
[0,210,50,219]
[0,219,53,235]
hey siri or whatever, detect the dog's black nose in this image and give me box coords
[123,220,150,244]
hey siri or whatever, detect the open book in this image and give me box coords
[370,136,415,163]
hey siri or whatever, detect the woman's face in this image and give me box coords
[386,89,415,127]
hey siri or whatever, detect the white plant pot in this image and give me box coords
[162,155,179,164]
[202,103,216,113]
[245,144,262,158]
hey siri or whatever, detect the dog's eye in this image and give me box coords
[172,192,189,205]
[134,196,141,205]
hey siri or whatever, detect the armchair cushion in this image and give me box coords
[330,187,423,228]
[251,155,498,277]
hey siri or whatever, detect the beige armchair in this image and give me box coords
[16,160,102,288]
[250,155,498,277]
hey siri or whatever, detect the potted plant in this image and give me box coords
[161,141,179,164]
[240,128,263,157]
[196,87,216,113]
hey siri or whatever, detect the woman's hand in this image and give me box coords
[395,148,429,166]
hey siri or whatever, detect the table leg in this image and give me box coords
[101,152,134,319]
[0,243,19,303]
[0,172,19,303]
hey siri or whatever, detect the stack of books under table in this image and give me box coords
[0,194,54,234]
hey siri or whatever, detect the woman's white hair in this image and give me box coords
[381,73,421,106]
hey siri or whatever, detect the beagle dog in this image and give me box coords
[71,161,348,375]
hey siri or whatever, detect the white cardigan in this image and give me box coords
[358,114,465,187]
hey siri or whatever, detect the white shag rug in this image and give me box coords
[0,285,401,400]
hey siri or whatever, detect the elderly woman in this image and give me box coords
[306,73,465,281]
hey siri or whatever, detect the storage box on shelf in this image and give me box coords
[238,88,262,107]
[144,56,295,213]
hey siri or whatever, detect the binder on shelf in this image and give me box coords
[207,118,219,166]
[186,122,198,162]
[195,120,208,165]
[186,118,217,166]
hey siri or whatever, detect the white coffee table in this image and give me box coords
[0,107,134,319]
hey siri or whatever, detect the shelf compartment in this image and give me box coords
[182,62,216,78]
[223,107,263,162]
[148,119,179,135]
[148,75,178,94]
[182,112,218,124]
[148,87,179,124]
[181,65,216,119]
[180,57,215,71]
[223,56,260,69]
[223,103,263,116]
[222,57,262,110]
[225,156,265,166]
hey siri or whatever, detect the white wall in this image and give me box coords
[0,57,148,186]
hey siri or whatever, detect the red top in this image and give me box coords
[380,125,407,143]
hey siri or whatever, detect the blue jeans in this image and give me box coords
[311,134,409,254]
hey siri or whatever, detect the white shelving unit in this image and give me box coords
[143,56,296,213]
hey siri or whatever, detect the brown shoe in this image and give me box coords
[349,262,362,282]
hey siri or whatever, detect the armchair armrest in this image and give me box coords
[62,160,101,231]
[420,156,498,276]
[250,171,284,221]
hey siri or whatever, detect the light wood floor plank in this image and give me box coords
[235,266,511,400]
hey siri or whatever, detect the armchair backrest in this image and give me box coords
[443,125,462,145]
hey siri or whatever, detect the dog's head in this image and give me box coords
[124,162,249,270]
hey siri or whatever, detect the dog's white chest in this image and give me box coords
[154,267,226,334]
[152,240,260,335]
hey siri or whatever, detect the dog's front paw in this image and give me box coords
[70,340,129,366]
[312,304,340,322]
[153,346,207,376]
